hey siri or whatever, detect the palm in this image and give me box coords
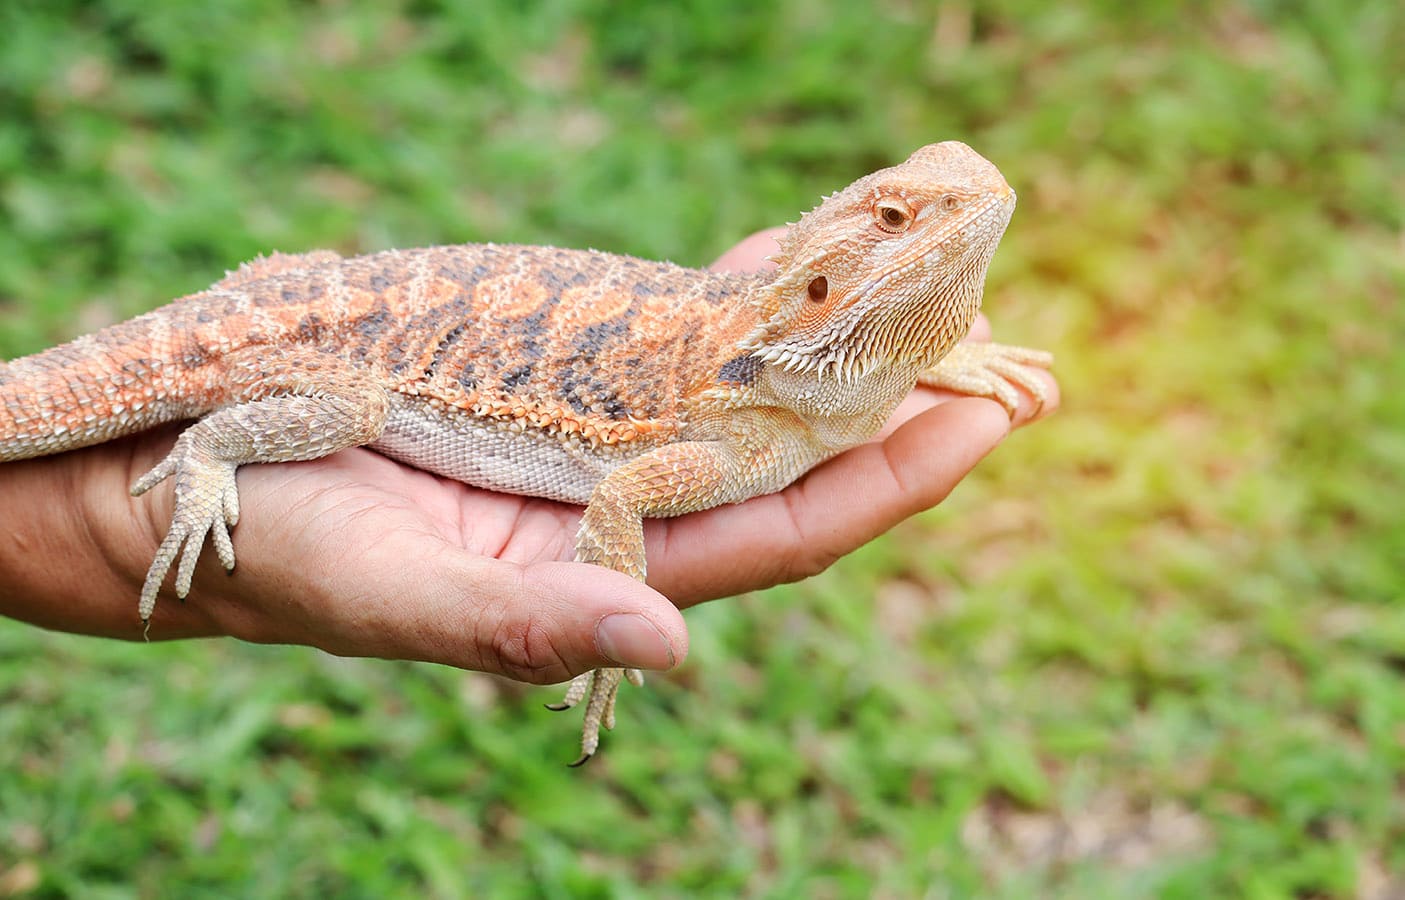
[256,451,650,590]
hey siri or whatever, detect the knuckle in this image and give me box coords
[797,545,845,582]
[481,612,576,685]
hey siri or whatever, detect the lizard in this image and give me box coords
[0,141,1051,765]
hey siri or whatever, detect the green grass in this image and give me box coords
[2,0,1404,896]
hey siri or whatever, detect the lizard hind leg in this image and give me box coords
[129,345,390,626]
[557,438,747,766]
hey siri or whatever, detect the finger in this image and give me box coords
[364,554,686,683]
[213,527,689,684]
[709,227,788,274]
[777,397,1017,566]
[1011,366,1060,426]
[875,363,1058,439]
[966,314,993,342]
[648,396,1016,605]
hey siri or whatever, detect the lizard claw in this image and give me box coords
[549,666,644,766]
[545,670,592,711]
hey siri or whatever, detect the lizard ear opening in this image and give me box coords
[807,276,829,303]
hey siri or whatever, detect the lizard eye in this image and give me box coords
[807,276,829,302]
[941,194,962,212]
[876,202,911,234]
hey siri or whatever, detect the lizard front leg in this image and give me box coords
[919,341,1053,417]
[553,438,756,766]
[130,346,389,625]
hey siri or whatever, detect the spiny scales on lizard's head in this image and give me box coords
[744,141,1015,381]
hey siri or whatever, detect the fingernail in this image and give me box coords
[595,614,675,670]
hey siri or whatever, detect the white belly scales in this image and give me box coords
[370,394,649,505]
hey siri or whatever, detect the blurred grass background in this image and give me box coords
[1,0,1403,896]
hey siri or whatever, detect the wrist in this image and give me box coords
[0,438,216,640]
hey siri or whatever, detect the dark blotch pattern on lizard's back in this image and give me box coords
[331,244,762,444]
[717,352,764,386]
[3,240,766,453]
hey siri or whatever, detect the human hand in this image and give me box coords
[0,229,1057,686]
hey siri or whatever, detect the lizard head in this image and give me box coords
[743,141,1015,381]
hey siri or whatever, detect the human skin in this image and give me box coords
[0,228,1058,683]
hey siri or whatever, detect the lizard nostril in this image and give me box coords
[807,276,828,302]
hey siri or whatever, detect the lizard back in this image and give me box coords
[326,244,767,501]
[0,244,763,483]
[331,245,759,443]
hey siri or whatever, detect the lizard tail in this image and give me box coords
[0,312,207,462]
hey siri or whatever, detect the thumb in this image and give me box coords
[299,549,690,685]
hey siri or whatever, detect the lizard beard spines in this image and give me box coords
[748,336,892,384]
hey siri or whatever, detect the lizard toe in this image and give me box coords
[563,666,632,767]
[222,479,241,527]
[547,670,593,711]
[920,341,1054,419]
[174,524,208,599]
[211,516,236,573]
[139,526,187,620]
[130,456,177,497]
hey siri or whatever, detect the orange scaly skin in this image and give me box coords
[0,142,1052,764]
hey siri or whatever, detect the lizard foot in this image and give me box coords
[919,341,1054,417]
[545,666,645,766]
[130,438,241,623]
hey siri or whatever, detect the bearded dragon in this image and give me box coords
[0,142,1051,764]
